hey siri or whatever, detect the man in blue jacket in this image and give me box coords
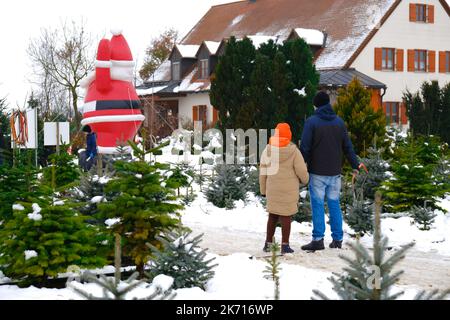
[300,91,365,251]
[83,125,97,171]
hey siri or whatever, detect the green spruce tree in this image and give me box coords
[410,205,437,231]
[42,144,80,190]
[98,142,183,277]
[383,135,447,212]
[147,229,217,290]
[263,239,282,300]
[313,192,415,300]
[0,195,106,287]
[206,163,247,209]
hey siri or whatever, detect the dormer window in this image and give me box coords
[200,59,209,79]
[172,62,180,80]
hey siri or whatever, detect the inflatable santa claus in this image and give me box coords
[80,29,145,154]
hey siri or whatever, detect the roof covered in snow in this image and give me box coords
[182,0,398,69]
[147,59,171,82]
[203,41,221,55]
[175,44,200,59]
[291,28,326,47]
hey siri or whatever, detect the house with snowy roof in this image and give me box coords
[137,0,450,138]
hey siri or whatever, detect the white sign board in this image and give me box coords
[44,122,70,146]
[11,108,37,149]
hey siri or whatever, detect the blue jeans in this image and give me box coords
[309,174,343,241]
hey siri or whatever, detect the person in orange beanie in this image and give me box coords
[259,123,309,254]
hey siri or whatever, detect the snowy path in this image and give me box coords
[186,221,450,291]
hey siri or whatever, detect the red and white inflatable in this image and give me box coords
[80,29,145,154]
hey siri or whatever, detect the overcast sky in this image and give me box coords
[0,0,234,109]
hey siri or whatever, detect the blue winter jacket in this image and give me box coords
[86,132,98,159]
[300,103,359,176]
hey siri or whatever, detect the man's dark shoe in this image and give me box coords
[263,242,272,253]
[329,240,343,249]
[281,244,294,254]
[301,239,325,251]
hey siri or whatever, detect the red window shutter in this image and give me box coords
[428,5,434,23]
[400,102,408,125]
[192,106,198,122]
[374,48,382,70]
[439,51,446,73]
[428,50,436,72]
[407,50,415,72]
[396,49,404,71]
[212,107,219,124]
[410,3,416,22]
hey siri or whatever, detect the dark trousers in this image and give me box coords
[266,213,292,244]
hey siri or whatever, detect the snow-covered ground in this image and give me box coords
[183,192,450,257]
[1,192,447,300]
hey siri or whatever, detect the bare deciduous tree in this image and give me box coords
[28,19,94,130]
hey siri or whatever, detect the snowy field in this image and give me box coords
[0,191,447,300]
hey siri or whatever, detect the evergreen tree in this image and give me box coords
[414,289,450,300]
[210,37,318,144]
[165,162,196,204]
[355,145,390,201]
[97,142,183,277]
[147,230,217,290]
[345,182,373,237]
[410,205,437,231]
[293,188,312,224]
[69,271,175,300]
[206,164,247,209]
[313,193,415,300]
[70,165,115,223]
[42,144,80,190]
[263,239,282,300]
[0,196,106,287]
[210,36,256,132]
[0,162,43,223]
[334,78,387,157]
[281,38,319,143]
[404,80,450,144]
[383,135,447,212]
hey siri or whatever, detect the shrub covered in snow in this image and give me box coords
[147,230,216,290]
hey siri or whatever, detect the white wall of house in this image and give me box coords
[351,0,450,102]
[178,92,214,128]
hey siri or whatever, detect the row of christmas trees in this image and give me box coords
[0,142,216,290]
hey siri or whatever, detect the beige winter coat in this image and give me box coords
[259,143,309,216]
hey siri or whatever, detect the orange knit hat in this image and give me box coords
[269,123,292,147]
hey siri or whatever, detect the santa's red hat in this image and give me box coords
[110,29,133,62]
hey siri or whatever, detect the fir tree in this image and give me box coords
[210,36,256,132]
[42,144,80,190]
[206,164,247,209]
[313,193,415,300]
[165,162,196,204]
[98,141,183,277]
[293,188,312,224]
[382,135,447,212]
[414,289,450,300]
[410,205,437,231]
[334,78,387,157]
[345,196,373,237]
[147,229,217,290]
[263,239,282,300]
[69,271,175,300]
[0,163,42,222]
[355,145,390,201]
[0,195,106,287]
